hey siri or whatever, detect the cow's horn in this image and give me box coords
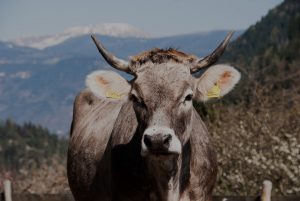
[190,31,234,74]
[91,35,133,74]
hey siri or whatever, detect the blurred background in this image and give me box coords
[0,0,299,196]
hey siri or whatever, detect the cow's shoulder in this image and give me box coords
[68,89,126,192]
[188,109,217,198]
[68,89,124,201]
[70,89,126,154]
[71,89,124,131]
[72,89,105,120]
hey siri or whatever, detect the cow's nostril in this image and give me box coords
[163,134,172,145]
[144,135,152,148]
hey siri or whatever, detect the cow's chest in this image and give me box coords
[111,144,184,201]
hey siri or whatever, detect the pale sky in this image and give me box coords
[0,0,283,41]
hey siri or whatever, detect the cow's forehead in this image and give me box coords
[133,63,193,99]
[130,48,197,67]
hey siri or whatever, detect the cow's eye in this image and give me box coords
[131,94,146,108]
[184,94,193,102]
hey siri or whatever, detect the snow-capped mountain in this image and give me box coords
[12,23,149,49]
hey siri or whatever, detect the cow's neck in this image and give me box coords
[146,155,181,201]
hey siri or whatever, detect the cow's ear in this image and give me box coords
[194,64,241,102]
[86,70,131,100]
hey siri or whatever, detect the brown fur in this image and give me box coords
[68,53,217,201]
[129,48,197,72]
[68,92,216,201]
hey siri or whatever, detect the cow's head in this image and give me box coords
[86,33,240,158]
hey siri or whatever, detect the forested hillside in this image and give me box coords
[225,0,299,66]
[0,120,68,193]
[223,0,300,101]
[199,0,300,195]
[0,119,67,171]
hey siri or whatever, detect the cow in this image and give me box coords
[67,32,241,201]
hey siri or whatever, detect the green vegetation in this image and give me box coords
[0,119,67,171]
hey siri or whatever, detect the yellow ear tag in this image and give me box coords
[207,83,221,98]
[105,89,122,99]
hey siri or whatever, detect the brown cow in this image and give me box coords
[67,32,241,201]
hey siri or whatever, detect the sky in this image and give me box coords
[0,0,283,41]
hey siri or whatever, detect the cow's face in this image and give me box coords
[86,33,240,158]
[131,63,193,157]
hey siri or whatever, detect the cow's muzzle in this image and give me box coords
[143,133,172,154]
[141,127,182,157]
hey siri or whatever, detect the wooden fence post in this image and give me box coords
[261,180,272,201]
[3,179,12,201]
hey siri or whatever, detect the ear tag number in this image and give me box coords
[207,83,221,98]
[106,89,122,99]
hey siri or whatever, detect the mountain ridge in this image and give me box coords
[11,23,149,49]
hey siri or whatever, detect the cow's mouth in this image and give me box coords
[151,150,172,156]
[145,149,179,160]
